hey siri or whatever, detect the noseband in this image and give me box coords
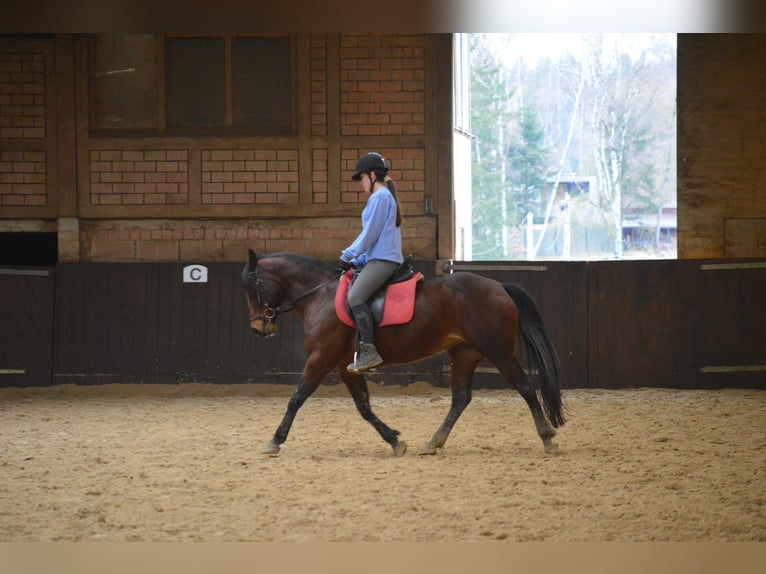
[243,267,283,326]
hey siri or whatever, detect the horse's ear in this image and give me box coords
[248,249,258,271]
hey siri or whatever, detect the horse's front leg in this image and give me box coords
[340,370,407,457]
[261,356,331,456]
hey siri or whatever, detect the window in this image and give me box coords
[165,37,226,128]
[231,36,292,130]
[92,34,157,131]
[91,34,294,134]
[465,33,677,261]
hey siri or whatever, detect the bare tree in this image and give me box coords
[470,33,676,260]
[530,63,585,259]
[581,35,675,258]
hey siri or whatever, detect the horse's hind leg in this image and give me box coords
[504,359,559,455]
[340,370,407,457]
[418,344,482,455]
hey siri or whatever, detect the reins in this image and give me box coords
[247,268,335,324]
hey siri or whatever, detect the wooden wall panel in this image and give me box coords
[3,258,762,390]
[725,218,766,258]
[678,34,766,259]
[51,261,437,386]
[0,268,55,387]
[588,260,766,389]
[53,262,289,383]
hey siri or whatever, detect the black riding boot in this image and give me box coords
[347,304,383,373]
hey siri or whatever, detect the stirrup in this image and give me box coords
[347,343,383,373]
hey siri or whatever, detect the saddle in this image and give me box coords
[335,256,423,327]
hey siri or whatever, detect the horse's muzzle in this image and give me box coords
[250,317,277,338]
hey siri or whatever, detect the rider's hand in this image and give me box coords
[339,259,353,272]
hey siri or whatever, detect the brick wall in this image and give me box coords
[0,50,48,209]
[0,51,46,139]
[89,150,188,206]
[201,149,299,205]
[310,35,327,138]
[341,147,425,212]
[339,35,425,137]
[312,148,328,204]
[79,143,431,262]
[7,34,766,264]
[72,34,435,263]
[2,34,444,263]
[88,147,306,208]
[83,216,436,263]
[0,151,46,207]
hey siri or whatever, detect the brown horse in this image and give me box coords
[242,249,565,457]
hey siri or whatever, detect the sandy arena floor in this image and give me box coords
[0,382,764,542]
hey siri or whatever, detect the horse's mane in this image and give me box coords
[259,252,339,277]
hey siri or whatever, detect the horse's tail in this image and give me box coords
[503,283,565,428]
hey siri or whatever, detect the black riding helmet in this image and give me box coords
[351,152,388,181]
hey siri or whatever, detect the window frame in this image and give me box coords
[88,33,298,137]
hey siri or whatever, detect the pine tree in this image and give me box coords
[470,35,513,259]
[507,106,550,224]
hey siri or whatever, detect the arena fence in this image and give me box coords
[1,259,764,389]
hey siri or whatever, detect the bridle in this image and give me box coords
[245,266,335,328]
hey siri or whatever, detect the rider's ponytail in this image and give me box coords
[383,175,403,227]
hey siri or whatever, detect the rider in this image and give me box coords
[339,152,404,373]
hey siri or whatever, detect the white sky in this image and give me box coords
[484,33,677,68]
[449,0,722,32]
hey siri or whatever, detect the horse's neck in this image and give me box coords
[262,257,333,299]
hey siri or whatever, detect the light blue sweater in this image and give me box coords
[341,186,403,267]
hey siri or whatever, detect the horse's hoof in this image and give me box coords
[392,441,407,457]
[417,444,438,456]
[544,441,560,455]
[261,441,281,456]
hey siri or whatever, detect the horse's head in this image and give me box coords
[242,249,283,338]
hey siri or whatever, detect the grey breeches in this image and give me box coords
[347,259,399,307]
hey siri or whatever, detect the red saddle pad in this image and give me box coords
[335,270,423,327]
